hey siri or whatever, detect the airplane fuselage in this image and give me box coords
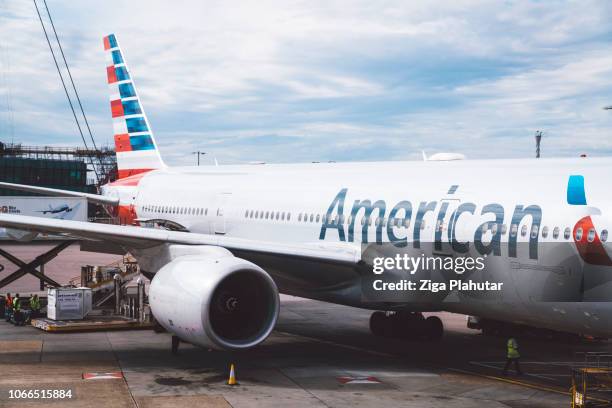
[101,157,612,337]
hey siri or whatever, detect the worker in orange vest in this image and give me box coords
[4,293,13,321]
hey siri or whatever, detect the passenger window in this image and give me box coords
[541,226,548,238]
[276,212,280,220]
[287,213,291,221]
[575,227,583,241]
[420,219,426,230]
[530,225,538,239]
[587,228,596,242]
[552,227,559,239]
[510,224,517,237]
[361,217,366,226]
[316,214,320,222]
[564,227,571,240]
[520,224,527,237]
[309,214,314,222]
[245,210,248,218]
[205,209,208,216]
[403,218,410,228]
[602,229,608,242]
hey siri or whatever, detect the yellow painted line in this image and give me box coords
[447,367,611,404]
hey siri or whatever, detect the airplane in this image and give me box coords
[1,34,612,351]
[35,203,74,215]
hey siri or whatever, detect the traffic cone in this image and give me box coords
[227,363,238,385]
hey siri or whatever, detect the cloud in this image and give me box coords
[1,0,612,164]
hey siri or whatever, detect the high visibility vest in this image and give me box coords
[30,297,40,310]
[13,297,20,312]
[507,338,520,358]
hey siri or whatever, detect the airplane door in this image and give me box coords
[214,193,231,235]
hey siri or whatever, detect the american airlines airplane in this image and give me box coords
[1,34,611,350]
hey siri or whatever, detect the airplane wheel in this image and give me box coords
[425,316,443,341]
[369,311,387,336]
[394,311,423,339]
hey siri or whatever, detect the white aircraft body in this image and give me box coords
[1,35,611,350]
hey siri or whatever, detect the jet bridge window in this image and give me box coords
[564,227,571,240]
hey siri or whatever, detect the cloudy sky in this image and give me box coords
[1,1,612,165]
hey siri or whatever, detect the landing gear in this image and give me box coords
[171,335,180,355]
[369,311,444,341]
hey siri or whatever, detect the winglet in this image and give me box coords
[567,175,587,205]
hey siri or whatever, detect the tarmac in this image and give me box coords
[0,242,609,407]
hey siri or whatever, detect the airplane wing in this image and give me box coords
[0,182,118,206]
[0,214,360,265]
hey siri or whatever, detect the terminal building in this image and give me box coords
[0,141,117,217]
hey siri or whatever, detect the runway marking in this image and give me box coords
[337,376,381,385]
[83,371,123,380]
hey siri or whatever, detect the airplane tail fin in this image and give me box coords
[104,34,165,179]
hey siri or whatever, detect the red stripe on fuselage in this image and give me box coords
[117,168,153,179]
[573,216,612,265]
[117,204,138,226]
[108,171,149,187]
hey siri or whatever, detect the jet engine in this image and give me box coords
[149,251,279,350]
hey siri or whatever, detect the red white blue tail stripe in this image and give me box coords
[104,34,164,178]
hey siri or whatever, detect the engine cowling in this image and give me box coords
[149,251,279,350]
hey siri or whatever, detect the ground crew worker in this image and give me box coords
[12,293,22,326]
[4,293,12,321]
[502,337,523,375]
[29,294,41,317]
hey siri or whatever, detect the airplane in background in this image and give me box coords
[1,34,612,351]
[35,203,74,215]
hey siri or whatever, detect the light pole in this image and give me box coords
[534,130,543,158]
[192,151,206,166]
